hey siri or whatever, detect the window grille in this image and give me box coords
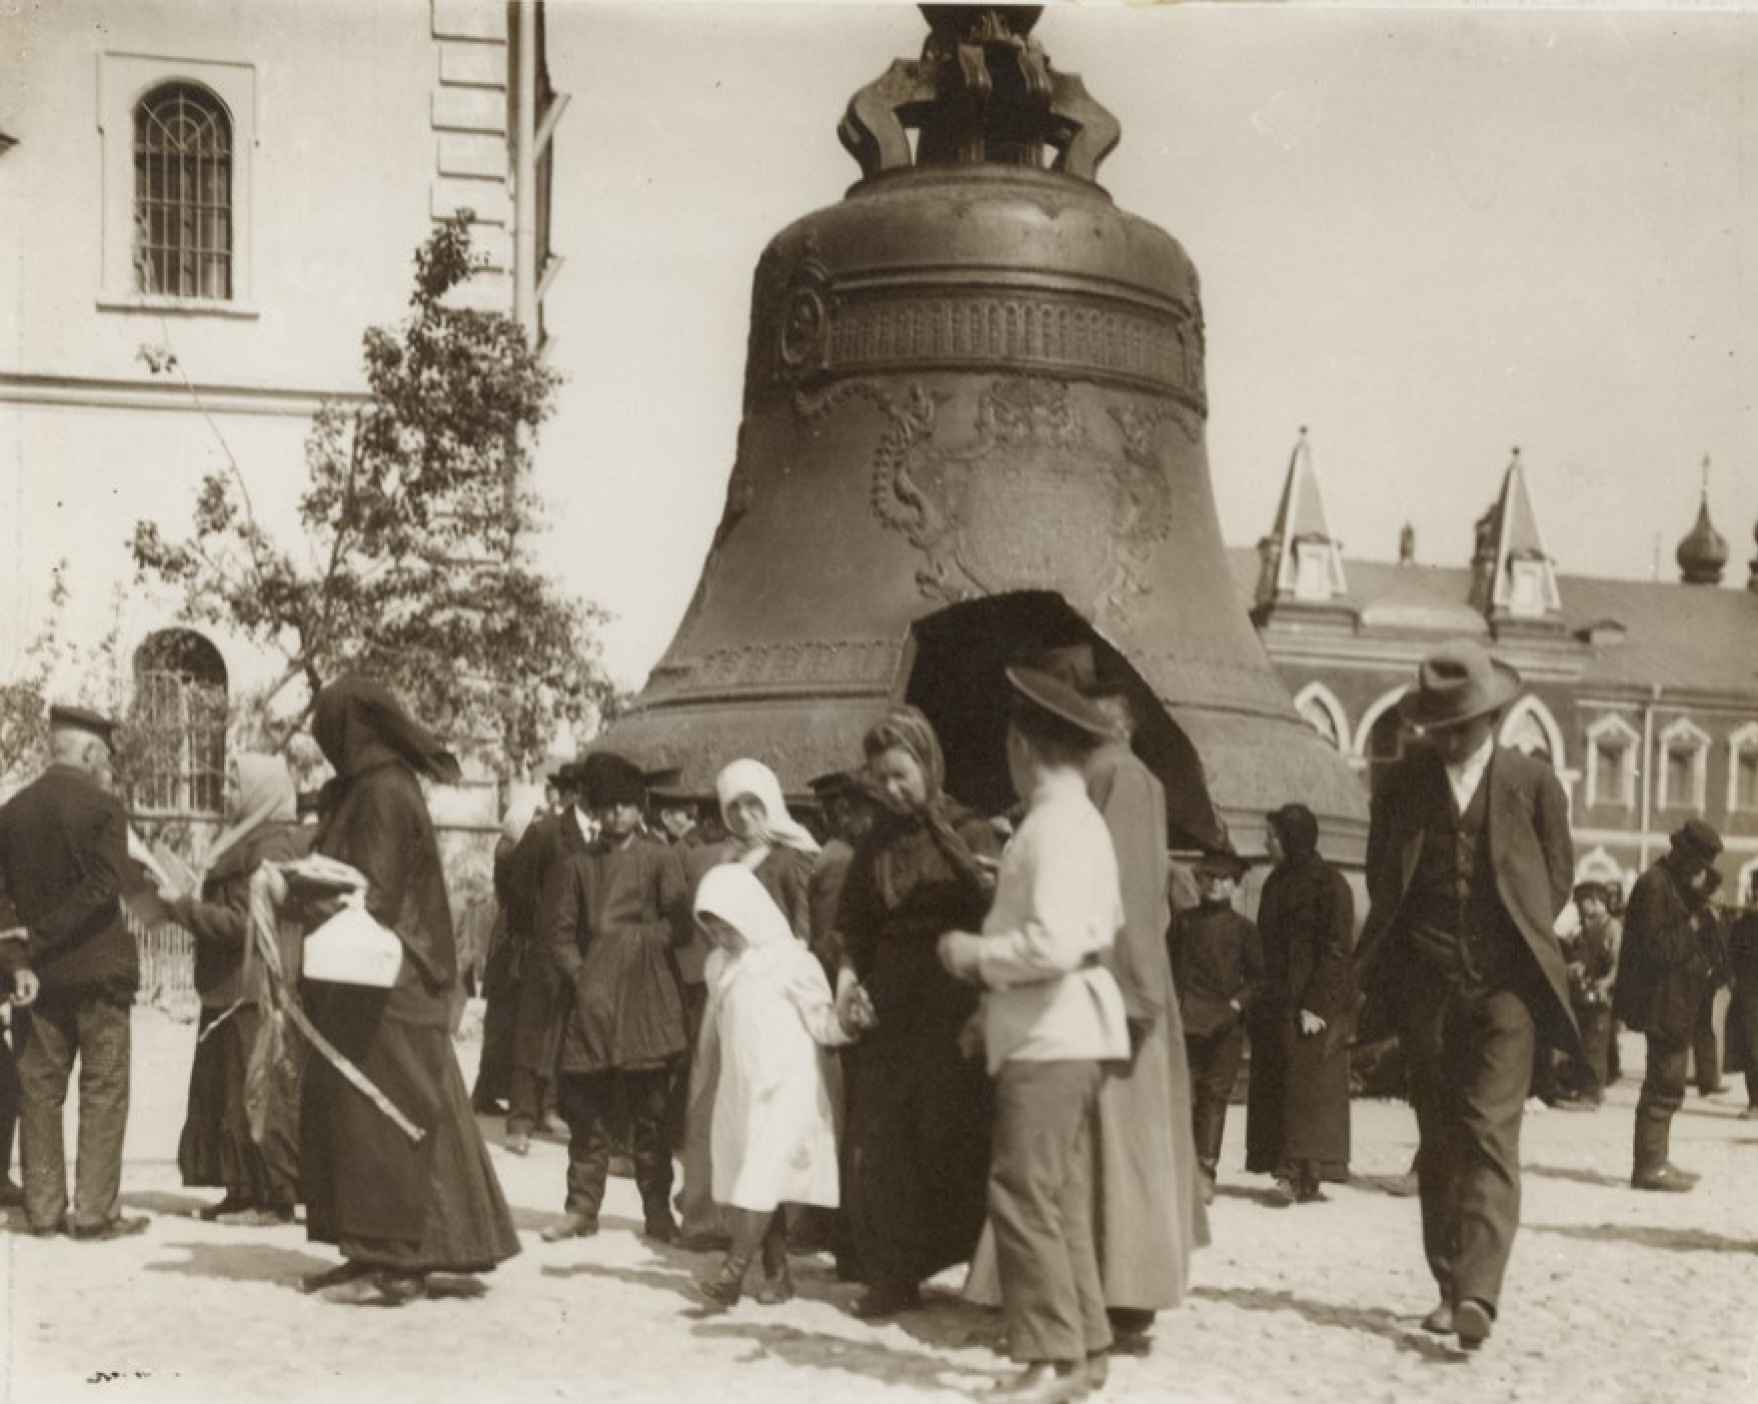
[131,630,228,815]
[133,83,232,299]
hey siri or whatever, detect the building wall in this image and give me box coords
[0,0,515,677]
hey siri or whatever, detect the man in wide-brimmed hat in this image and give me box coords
[937,666,1130,1402]
[1353,640,1576,1351]
[1614,818,1726,1191]
[1015,642,1207,1359]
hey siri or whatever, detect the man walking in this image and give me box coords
[1614,820,1725,1191]
[1354,642,1575,1351]
[0,705,146,1239]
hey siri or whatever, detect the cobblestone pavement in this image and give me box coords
[4,1010,1755,1404]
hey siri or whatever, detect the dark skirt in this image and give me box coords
[1244,1011,1351,1181]
[179,1005,300,1208]
[842,1006,993,1286]
[301,986,520,1273]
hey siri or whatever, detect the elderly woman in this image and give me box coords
[1245,802,1355,1203]
[834,706,999,1318]
[715,758,819,939]
[297,677,519,1305]
[165,754,306,1225]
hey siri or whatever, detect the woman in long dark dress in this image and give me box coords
[297,677,519,1305]
[835,706,999,1318]
[168,753,305,1225]
[1245,802,1355,1202]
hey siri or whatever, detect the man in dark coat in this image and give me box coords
[1723,872,1758,1118]
[1614,820,1725,1191]
[1353,642,1575,1352]
[503,762,592,1154]
[542,751,691,1244]
[1168,850,1263,1204]
[1246,803,1355,1203]
[0,705,145,1239]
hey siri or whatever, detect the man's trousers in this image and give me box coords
[988,1059,1110,1365]
[1401,982,1535,1315]
[15,990,132,1233]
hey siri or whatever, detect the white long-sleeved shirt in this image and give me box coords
[974,767,1130,1075]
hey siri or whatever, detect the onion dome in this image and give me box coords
[1677,459,1728,585]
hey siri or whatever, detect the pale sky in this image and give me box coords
[533,1,1758,689]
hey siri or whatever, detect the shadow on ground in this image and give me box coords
[143,1240,332,1284]
[1522,1164,1629,1189]
[1190,1285,1466,1364]
[1213,1183,1291,1209]
[692,1320,1006,1397]
[1528,1222,1758,1254]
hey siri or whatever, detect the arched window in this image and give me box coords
[1293,682,1349,755]
[1657,717,1710,814]
[131,630,228,814]
[1499,695,1563,767]
[133,83,232,300]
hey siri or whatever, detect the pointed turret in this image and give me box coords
[1251,427,1353,627]
[1677,457,1728,586]
[1469,447,1563,633]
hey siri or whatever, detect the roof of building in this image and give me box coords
[1227,548,1758,700]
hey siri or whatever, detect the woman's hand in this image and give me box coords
[835,967,876,1036]
[155,880,184,905]
[1298,1009,1327,1037]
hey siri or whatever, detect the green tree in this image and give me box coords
[132,215,612,777]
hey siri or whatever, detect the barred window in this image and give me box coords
[133,83,232,300]
[131,630,228,815]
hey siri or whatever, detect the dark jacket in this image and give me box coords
[0,763,137,994]
[172,823,306,1009]
[547,835,691,1072]
[1355,745,1577,1052]
[1614,858,1720,1040]
[1256,851,1355,1026]
[1169,902,1265,1038]
[311,761,456,1028]
[506,808,592,1071]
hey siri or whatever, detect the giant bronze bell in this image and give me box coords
[603,6,1367,860]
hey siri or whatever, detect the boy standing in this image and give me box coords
[939,667,1128,1404]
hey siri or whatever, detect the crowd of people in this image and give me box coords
[0,636,1754,1401]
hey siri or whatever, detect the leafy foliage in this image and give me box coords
[0,565,131,794]
[132,216,613,777]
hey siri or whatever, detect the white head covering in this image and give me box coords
[694,863,795,955]
[202,753,297,880]
[715,758,821,857]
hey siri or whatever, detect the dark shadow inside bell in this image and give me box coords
[901,591,1223,847]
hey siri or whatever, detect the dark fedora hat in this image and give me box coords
[48,703,119,744]
[579,751,647,810]
[1004,665,1115,741]
[1398,641,1522,731]
[1668,817,1723,867]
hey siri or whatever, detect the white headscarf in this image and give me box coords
[694,863,795,955]
[715,758,821,859]
[201,753,297,881]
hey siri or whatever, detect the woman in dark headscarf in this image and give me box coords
[1245,802,1356,1202]
[166,753,306,1225]
[833,706,1000,1317]
[297,677,519,1305]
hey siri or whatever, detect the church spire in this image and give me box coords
[1470,447,1563,630]
[1253,426,1349,614]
